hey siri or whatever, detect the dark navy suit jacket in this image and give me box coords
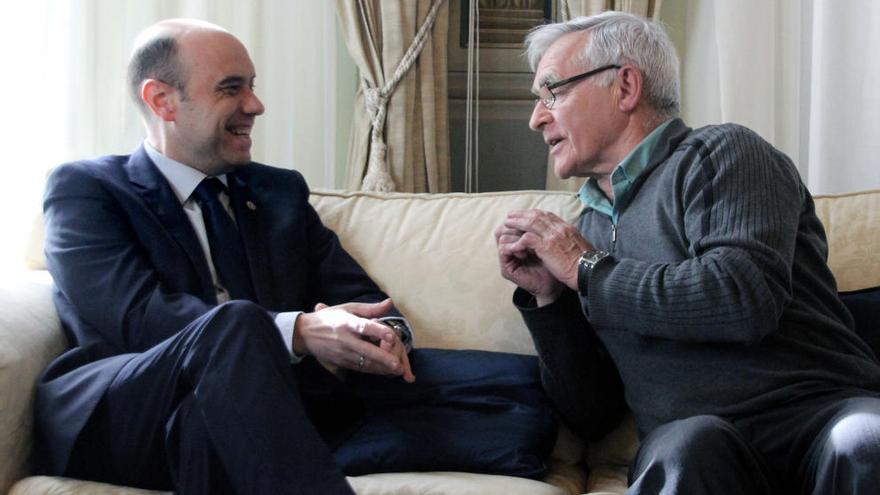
[37,145,396,474]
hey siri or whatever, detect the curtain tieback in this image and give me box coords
[360,0,446,192]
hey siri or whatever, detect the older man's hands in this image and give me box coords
[496,209,593,305]
[293,298,415,383]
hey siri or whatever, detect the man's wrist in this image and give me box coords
[534,284,564,307]
[577,249,610,296]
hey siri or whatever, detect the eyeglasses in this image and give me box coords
[535,64,621,110]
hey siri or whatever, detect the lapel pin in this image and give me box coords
[246,201,257,211]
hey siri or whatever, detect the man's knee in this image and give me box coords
[630,415,771,494]
[644,415,740,456]
[181,300,283,366]
[808,398,880,493]
[819,402,880,468]
[633,415,738,478]
[209,299,273,327]
[192,300,274,344]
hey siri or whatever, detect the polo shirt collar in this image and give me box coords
[577,119,673,221]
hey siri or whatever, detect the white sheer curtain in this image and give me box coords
[0,0,354,271]
[667,0,880,195]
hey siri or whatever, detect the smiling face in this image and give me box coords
[528,32,627,180]
[165,29,264,175]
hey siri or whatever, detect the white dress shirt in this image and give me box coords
[144,143,303,361]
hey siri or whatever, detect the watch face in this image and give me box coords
[578,250,609,295]
[582,250,609,268]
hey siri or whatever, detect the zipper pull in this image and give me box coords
[611,223,617,250]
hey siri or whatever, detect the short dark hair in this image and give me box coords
[127,36,187,114]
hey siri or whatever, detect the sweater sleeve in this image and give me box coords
[585,125,805,345]
[516,288,626,441]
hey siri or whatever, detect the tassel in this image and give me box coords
[362,140,395,192]
[356,0,446,192]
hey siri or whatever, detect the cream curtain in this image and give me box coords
[336,0,451,193]
[1,0,352,270]
[53,0,348,187]
[546,0,662,191]
[550,0,880,195]
[670,0,880,195]
[560,0,661,21]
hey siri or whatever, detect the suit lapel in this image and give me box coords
[124,146,217,303]
[228,171,276,307]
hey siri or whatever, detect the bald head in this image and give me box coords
[127,19,263,173]
[127,19,230,116]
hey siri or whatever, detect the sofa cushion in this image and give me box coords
[348,472,570,495]
[336,349,558,479]
[11,473,571,495]
[9,476,168,495]
[840,287,880,356]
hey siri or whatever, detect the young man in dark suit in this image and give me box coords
[37,18,414,494]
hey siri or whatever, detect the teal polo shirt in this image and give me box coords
[577,119,673,224]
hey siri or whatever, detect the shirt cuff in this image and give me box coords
[274,311,306,364]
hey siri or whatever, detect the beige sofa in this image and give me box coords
[3,188,879,495]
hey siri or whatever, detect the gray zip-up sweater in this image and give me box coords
[517,119,880,440]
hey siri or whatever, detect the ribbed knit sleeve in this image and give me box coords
[515,288,626,440]
[584,124,805,345]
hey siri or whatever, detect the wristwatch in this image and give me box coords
[381,319,407,337]
[381,318,410,348]
[577,249,610,295]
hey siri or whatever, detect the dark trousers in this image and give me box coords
[628,394,880,495]
[66,301,357,495]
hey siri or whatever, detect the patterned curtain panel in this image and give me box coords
[336,0,451,193]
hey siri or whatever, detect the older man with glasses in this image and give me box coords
[495,10,880,495]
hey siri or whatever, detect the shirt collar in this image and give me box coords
[144,141,228,204]
[577,119,674,218]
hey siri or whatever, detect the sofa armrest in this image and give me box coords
[0,271,65,494]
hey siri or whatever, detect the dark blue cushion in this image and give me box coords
[334,348,558,479]
[840,287,880,356]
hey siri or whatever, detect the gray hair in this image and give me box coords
[525,11,680,117]
[127,35,187,115]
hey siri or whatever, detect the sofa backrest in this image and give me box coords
[812,190,880,291]
[308,190,583,354]
[22,188,880,351]
[0,272,62,493]
[308,188,880,354]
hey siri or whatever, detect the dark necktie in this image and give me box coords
[191,178,255,301]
